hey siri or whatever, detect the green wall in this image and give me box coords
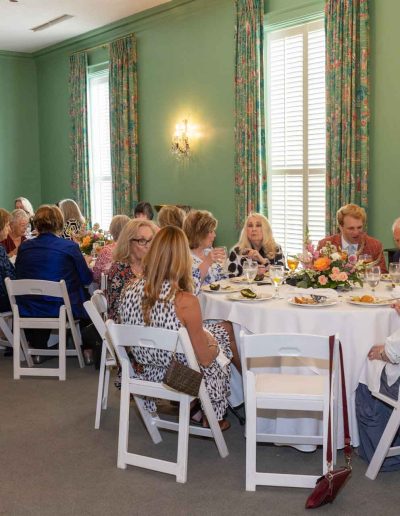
[0,53,41,211]
[35,0,237,246]
[2,0,399,250]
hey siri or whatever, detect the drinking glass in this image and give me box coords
[287,256,299,273]
[213,246,228,273]
[269,265,285,298]
[389,262,400,286]
[365,265,381,293]
[242,260,258,284]
[358,254,372,265]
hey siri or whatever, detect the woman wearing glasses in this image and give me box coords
[107,219,158,321]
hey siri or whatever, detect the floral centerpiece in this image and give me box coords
[79,227,111,256]
[286,241,364,290]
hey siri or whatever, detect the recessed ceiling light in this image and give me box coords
[31,14,74,33]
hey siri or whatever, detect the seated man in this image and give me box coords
[392,218,400,263]
[317,203,387,273]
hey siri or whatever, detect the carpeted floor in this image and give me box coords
[0,354,399,516]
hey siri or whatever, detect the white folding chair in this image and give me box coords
[83,291,117,429]
[240,331,339,490]
[5,278,84,380]
[365,391,400,479]
[106,321,229,483]
[0,311,13,351]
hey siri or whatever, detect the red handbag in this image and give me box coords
[305,337,352,509]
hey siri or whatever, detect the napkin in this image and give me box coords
[284,287,339,300]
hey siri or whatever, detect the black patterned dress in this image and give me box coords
[119,279,232,420]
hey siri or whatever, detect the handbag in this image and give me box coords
[163,340,203,397]
[305,336,352,509]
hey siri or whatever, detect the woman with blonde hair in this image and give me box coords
[0,209,29,257]
[107,219,158,321]
[15,197,34,218]
[157,205,186,229]
[228,212,284,277]
[92,214,130,284]
[0,208,16,312]
[58,199,86,240]
[119,226,232,430]
[183,209,227,285]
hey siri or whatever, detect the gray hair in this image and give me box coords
[392,218,400,233]
[10,209,29,223]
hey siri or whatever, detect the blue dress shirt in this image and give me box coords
[15,233,93,318]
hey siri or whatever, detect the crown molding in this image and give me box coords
[0,50,33,59]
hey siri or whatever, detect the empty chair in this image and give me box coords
[106,321,229,483]
[240,331,339,490]
[83,291,117,429]
[5,278,84,380]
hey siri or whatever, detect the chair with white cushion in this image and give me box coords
[365,391,400,479]
[5,278,84,380]
[83,291,117,429]
[106,320,229,483]
[240,331,339,490]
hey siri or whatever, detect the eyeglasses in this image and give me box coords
[131,238,153,247]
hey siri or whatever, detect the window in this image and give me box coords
[87,69,113,230]
[266,19,326,255]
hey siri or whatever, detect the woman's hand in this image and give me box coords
[209,248,225,264]
[243,248,265,264]
[368,344,385,361]
[392,301,400,315]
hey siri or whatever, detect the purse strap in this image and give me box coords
[327,335,352,469]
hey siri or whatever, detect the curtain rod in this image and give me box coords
[71,33,135,56]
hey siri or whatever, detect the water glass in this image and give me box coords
[213,246,228,272]
[389,262,400,286]
[365,265,381,293]
[242,260,258,284]
[269,265,285,298]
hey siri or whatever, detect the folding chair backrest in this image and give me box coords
[83,296,116,362]
[5,278,71,314]
[91,290,108,321]
[241,332,333,363]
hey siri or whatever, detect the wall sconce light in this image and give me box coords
[171,119,191,159]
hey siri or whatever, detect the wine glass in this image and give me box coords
[365,265,381,293]
[269,265,285,298]
[358,254,372,265]
[242,260,258,284]
[389,262,400,286]
[287,255,299,273]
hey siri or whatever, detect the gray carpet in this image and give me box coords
[1,354,399,516]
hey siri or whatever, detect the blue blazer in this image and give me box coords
[15,233,93,318]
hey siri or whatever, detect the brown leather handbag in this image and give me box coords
[305,337,352,509]
[163,352,203,398]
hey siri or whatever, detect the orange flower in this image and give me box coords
[82,236,91,247]
[314,256,331,271]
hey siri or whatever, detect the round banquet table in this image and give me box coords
[200,282,400,448]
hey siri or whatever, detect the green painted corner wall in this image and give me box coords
[0,55,41,211]
[36,0,238,247]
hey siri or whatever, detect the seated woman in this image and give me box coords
[15,205,93,360]
[15,197,35,236]
[107,219,158,321]
[157,205,186,229]
[0,209,29,257]
[119,226,232,430]
[228,213,285,277]
[183,210,227,285]
[134,201,154,221]
[356,308,400,471]
[0,209,16,312]
[92,214,130,284]
[58,199,86,240]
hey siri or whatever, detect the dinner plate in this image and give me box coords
[230,276,254,284]
[287,297,338,308]
[346,296,393,307]
[227,293,274,302]
[380,274,393,282]
[201,284,242,294]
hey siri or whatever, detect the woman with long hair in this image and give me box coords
[228,212,284,277]
[58,199,86,240]
[119,226,232,430]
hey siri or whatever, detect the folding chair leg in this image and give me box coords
[13,321,21,380]
[95,342,107,429]
[365,408,400,480]
[20,330,33,367]
[59,315,66,381]
[199,382,229,459]
[103,368,110,409]
[117,373,131,469]
[134,395,163,444]
[70,321,84,368]
[245,373,257,491]
[176,397,190,483]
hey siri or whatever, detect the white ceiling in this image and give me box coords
[0,0,171,53]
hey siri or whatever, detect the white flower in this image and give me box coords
[330,252,341,261]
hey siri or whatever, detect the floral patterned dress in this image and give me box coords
[107,261,137,322]
[119,279,232,419]
[192,252,227,285]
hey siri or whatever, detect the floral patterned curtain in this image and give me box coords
[234,0,267,229]
[325,0,369,234]
[69,52,91,223]
[109,34,139,216]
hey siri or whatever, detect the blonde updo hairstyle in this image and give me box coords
[142,226,194,325]
[157,205,186,229]
[113,219,158,263]
[236,212,278,260]
[108,214,130,241]
[183,210,217,249]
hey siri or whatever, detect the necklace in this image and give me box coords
[130,262,143,278]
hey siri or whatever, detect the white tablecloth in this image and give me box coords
[200,283,400,447]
